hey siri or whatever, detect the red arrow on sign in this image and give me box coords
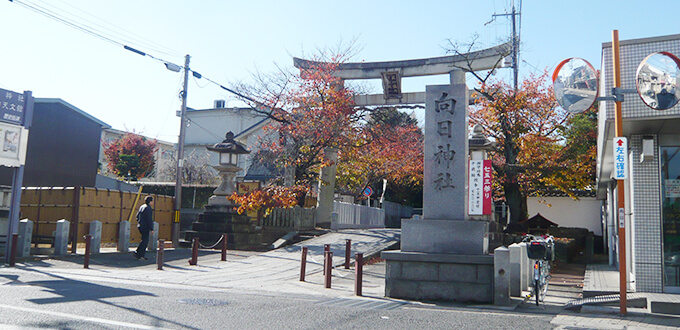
[617,139,624,146]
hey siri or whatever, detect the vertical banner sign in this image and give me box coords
[469,160,483,215]
[469,159,493,215]
[613,137,628,180]
[482,160,492,215]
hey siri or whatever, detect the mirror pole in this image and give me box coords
[612,29,628,315]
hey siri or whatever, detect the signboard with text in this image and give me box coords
[613,137,628,180]
[0,88,26,126]
[469,159,492,215]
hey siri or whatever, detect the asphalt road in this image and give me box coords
[0,264,554,329]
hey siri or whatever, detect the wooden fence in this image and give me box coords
[20,187,174,250]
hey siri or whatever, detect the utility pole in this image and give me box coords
[511,4,519,92]
[492,2,521,91]
[172,54,190,247]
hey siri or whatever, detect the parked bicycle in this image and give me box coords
[523,234,554,306]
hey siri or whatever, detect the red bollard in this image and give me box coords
[324,251,333,289]
[355,253,363,296]
[300,246,308,282]
[84,235,91,269]
[345,239,352,269]
[9,233,18,267]
[157,239,165,270]
[189,237,199,265]
[221,234,228,262]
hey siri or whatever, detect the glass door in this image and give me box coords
[661,147,680,289]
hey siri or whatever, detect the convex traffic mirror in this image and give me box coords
[636,52,680,110]
[552,58,599,113]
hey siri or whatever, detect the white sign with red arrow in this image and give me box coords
[613,137,628,180]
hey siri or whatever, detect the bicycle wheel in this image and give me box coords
[534,279,540,306]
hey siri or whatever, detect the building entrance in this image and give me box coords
[661,146,680,289]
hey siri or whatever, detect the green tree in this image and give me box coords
[104,133,157,180]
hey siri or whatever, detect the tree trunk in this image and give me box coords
[504,172,527,224]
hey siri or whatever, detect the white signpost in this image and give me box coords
[613,137,628,180]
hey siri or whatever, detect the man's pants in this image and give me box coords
[136,228,150,258]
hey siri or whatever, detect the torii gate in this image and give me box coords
[294,42,511,229]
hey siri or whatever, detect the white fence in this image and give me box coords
[263,206,315,230]
[331,201,385,230]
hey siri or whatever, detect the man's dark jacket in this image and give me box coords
[137,204,153,232]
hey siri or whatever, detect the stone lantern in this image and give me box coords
[468,124,496,160]
[206,131,250,206]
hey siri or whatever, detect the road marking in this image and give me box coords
[0,303,166,329]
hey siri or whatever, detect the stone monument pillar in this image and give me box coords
[382,70,494,303]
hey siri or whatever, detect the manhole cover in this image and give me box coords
[178,298,229,306]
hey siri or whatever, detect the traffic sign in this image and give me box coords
[613,137,628,180]
[363,186,373,197]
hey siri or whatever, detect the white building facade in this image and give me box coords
[597,34,680,294]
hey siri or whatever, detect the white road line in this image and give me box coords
[0,303,166,329]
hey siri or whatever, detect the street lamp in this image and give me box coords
[206,131,250,206]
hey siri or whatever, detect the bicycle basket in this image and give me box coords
[527,241,549,260]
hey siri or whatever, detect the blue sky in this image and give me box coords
[0,1,678,143]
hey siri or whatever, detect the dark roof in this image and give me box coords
[519,213,559,228]
[529,189,596,198]
[243,159,281,182]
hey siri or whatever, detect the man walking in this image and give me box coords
[134,196,154,260]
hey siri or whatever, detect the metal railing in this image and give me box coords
[332,201,385,230]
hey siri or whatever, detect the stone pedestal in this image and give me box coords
[382,251,493,303]
[184,203,266,251]
[402,219,488,255]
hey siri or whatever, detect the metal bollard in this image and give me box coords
[189,237,199,266]
[300,246,308,282]
[324,251,333,288]
[323,244,330,275]
[84,235,92,269]
[157,239,165,270]
[355,253,363,296]
[221,234,228,262]
[9,234,18,267]
[344,239,352,269]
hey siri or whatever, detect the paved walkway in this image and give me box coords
[4,229,400,298]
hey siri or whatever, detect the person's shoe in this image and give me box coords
[139,256,148,261]
[132,251,141,260]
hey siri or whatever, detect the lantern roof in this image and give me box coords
[206,131,250,154]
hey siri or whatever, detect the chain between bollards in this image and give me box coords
[9,233,18,267]
[189,237,199,266]
[157,239,165,270]
[299,246,308,282]
[84,235,91,269]
[221,234,228,261]
[355,253,363,296]
[344,239,351,269]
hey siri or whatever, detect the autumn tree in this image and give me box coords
[471,74,596,224]
[104,133,157,180]
[336,107,424,205]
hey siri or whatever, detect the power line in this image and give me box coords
[12,0,181,67]
[32,0,182,58]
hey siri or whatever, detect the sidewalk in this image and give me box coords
[3,229,400,299]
